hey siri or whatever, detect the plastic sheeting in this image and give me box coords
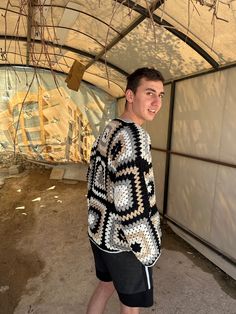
[0,67,116,163]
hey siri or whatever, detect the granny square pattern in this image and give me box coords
[87,119,161,266]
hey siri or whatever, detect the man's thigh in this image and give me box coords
[90,241,153,307]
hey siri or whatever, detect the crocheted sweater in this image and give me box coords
[87,118,161,267]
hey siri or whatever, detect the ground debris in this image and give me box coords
[0,286,9,293]
[32,197,41,202]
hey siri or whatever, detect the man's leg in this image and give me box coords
[120,303,140,314]
[86,280,115,314]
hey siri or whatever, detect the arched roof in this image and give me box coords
[1,0,236,97]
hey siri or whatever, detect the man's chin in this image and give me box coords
[147,115,156,121]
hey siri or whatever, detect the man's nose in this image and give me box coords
[152,95,162,106]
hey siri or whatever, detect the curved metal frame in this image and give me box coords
[0,0,220,81]
[0,35,129,76]
[116,0,219,69]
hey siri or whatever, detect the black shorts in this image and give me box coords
[90,241,153,308]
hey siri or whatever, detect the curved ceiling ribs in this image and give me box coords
[0,4,121,48]
[0,2,129,77]
[0,0,223,96]
[116,0,219,69]
[0,35,129,76]
[0,0,166,79]
[84,0,165,71]
[39,25,106,48]
[36,4,122,35]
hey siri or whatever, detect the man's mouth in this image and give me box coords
[148,109,156,113]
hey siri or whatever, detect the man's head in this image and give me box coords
[126,67,164,94]
[123,67,165,125]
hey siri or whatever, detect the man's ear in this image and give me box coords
[125,89,134,104]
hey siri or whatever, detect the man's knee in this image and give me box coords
[120,303,140,314]
[99,280,115,295]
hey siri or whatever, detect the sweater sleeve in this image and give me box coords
[112,126,161,266]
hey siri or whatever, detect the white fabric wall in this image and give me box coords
[168,67,236,261]
[145,83,171,213]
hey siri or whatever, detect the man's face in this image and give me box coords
[125,78,164,125]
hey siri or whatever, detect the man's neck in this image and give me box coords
[120,112,143,126]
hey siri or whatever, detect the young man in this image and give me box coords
[86,67,164,314]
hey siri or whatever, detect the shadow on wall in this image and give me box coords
[173,71,228,158]
[166,67,236,265]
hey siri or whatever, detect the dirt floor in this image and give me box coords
[0,169,236,314]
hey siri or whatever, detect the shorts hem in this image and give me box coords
[118,288,153,308]
[96,269,112,282]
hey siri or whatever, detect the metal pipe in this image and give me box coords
[162,81,175,216]
[151,148,236,170]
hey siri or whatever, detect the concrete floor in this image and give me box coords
[0,169,236,314]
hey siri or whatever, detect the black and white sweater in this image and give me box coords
[87,118,161,267]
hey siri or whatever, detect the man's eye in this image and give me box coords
[147,92,153,96]
[159,94,164,99]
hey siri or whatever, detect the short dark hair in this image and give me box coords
[126,67,164,93]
